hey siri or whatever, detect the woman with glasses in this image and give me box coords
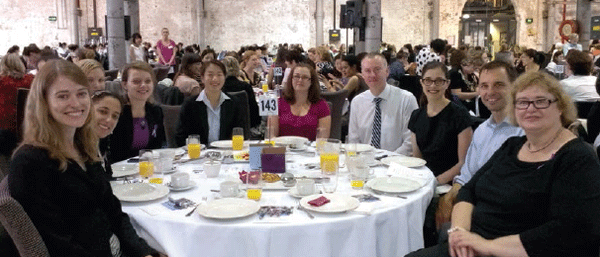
[449,51,479,103]
[175,60,248,146]
[9,59,161,256]
[267,63,331,141]
[408,61,473,185]
[407,71,600,257]
[92,91,122,180]
[109,61,165,163]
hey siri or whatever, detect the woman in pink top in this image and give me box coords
[156,28,177,66]
[268,63,331,141]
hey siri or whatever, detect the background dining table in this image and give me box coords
[114,144,435,257]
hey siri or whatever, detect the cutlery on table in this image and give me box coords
[186,196,207,217]
[370,190,407,199]
[296,200,314,219]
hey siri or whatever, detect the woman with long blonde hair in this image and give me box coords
[9,59,160,256]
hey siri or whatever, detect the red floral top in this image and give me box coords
[0,74,34,134]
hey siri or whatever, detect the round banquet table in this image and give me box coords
[115,146,435,257]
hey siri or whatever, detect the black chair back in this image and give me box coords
[227,91,251,139]
[321,89,349,140]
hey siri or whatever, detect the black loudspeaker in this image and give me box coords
[346,0,363,28]
[340,5,350,28]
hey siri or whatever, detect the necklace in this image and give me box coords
[527,129,562,153]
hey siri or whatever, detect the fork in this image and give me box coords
[296,200,314,219]
[186,196,207,217]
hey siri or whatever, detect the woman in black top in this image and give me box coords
[9,59,161,256]
[407,71,600,257]
[175,60,248,146]
[109,62,165,163]
[408,62,473,185]
[92,91,122,180]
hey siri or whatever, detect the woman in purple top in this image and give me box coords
[268,63,331,141]
[156,28,177,66]
[108,62,165,163]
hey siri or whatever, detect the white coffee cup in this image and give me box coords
[170,173,190,188]
[220,181,239,198]
[204,161,221,178]
[296,179,315,196]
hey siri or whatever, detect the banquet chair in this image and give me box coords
[161,104,182,148]
[227,91,251,139]
[154,66,171,83]
[321,89,348,140]
[16,88,29,141]
[0,177,50,257]
[575,101,595,119]
[395,75,422,102]
[104,69,119,81]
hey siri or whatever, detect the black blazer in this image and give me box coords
[175,92,247,146]
[223,76,261,128]
[109,103,165,163]
[9,145,158,257]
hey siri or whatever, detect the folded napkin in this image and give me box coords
[308,196,330,207]
[385,162,434,186]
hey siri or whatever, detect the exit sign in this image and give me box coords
[48,16,57,22]
[526,18,533,24]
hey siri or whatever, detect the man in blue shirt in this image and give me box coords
[435,61,524,228]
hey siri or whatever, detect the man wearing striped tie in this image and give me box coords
[348,53,419,155]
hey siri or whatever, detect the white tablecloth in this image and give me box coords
[117,148,435,257]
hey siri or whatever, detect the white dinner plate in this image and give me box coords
[111,164,139,177]
[112,183,170,202]
[273,136,309,150]
[366,177,423,194]
[343,143,375,153]
[380,155,427,168]
[300,194,360,213]
[167,180,197,191]
[196,198,260,219]
[210,140,252,149]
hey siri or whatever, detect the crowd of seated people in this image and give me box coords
[1,36,600,256]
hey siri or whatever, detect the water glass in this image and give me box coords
[138,150,154,179]
[321,171,338,193]
[350,164,369,189]
[232,127,244,150]
[187,134,201,159]
[245,170,263,201]
[149,151,163,184]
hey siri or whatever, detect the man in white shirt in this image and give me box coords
[435,61,524,229]
[348,53,418,155]
[560,49,600,102]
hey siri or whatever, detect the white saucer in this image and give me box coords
[287,187,316,198]
[168,181,197,191]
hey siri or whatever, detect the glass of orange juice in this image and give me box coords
[245,170,263,201]
[320,138,340,175]
[139,149,154,179]
[187,134,201,159]
[232,127,244,150]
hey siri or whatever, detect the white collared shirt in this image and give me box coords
[196,90,230,143]
[559,75,600,102]
[348,84,418,155]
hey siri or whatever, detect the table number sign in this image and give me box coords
[259,94,278,116]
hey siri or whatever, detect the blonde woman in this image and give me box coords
[76,58,105,93]
[0,53,34,137]
[8,59,161,256]
[240,50,262,88]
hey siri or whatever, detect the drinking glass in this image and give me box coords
[345,136,358,171]
[187,134,201,159]
[350,164,369,190]
[138,150,154,179]
[245,170,263,201]
[320,138,340,175]
[315,127,328,154]
[232,127,244,150]
[264,125,275,146]
[148,151,163,184]
[321,171,338,193]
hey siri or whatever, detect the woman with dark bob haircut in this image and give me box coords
[175,60,248,145]
[407,71,600,257]
[9,59,162,256]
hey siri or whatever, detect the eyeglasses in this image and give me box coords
[514,98,557,110]
[421,78,447,86]
[292,75,311,81]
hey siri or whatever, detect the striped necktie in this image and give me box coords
[371,97,383,149]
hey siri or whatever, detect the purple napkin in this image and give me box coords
[308,196,330,207]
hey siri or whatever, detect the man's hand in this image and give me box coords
[435,183,461,229]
